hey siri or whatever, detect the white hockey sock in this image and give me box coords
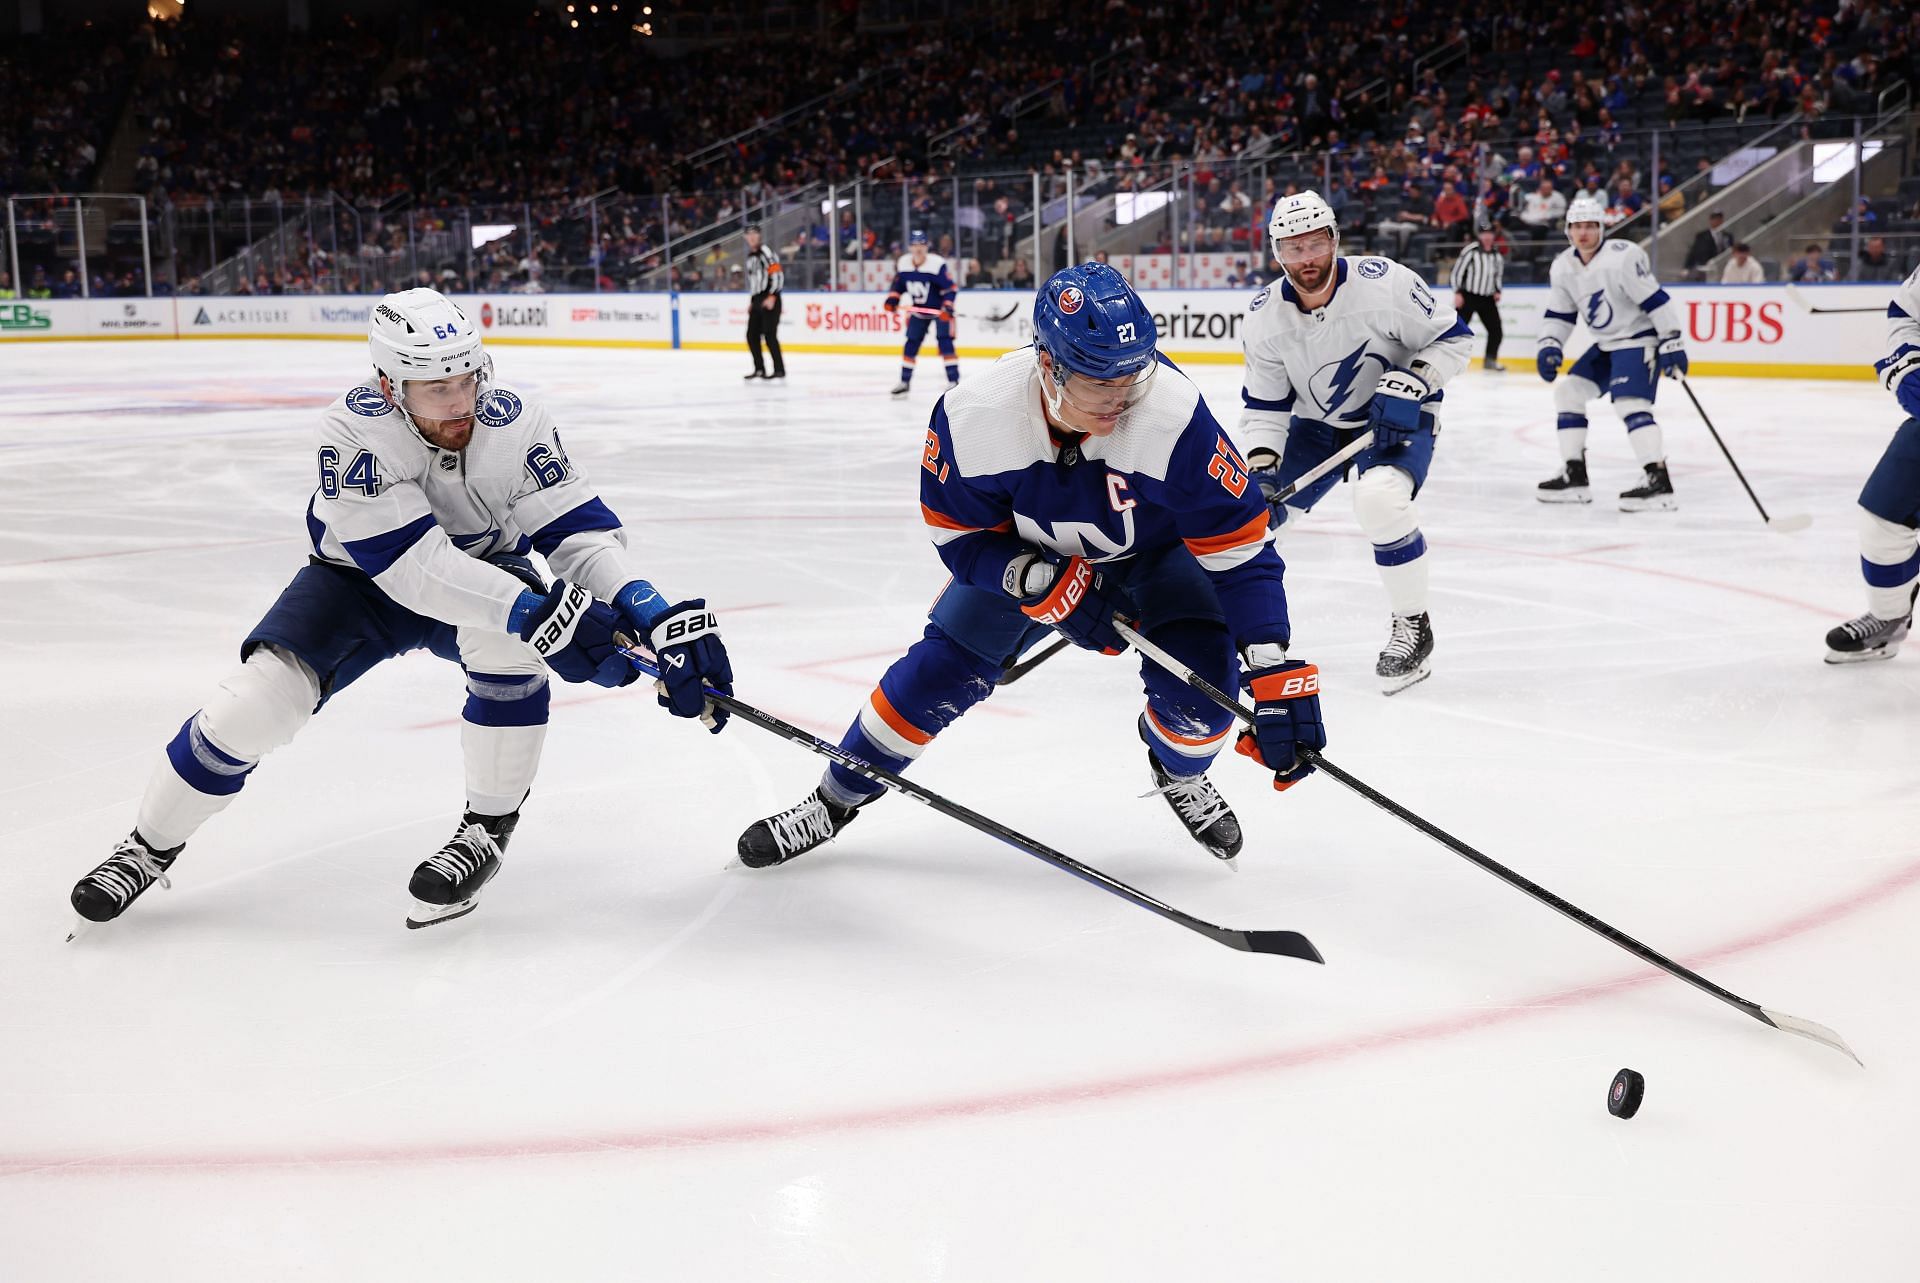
[463,720,548,817]
[1623,410,1665,466]
[1859,507,1920,620]
[1555,415,1589,461]
[1377,547,1431,616]
[1354,469,1429,616]
[137,645,319,850]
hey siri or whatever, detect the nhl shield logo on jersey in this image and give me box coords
[1357,258,1389,279]
[477,388,523,427]
[1057,286,1085,315]
[346,386,392,418]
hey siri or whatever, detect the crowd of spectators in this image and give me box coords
[3,0,1917,295]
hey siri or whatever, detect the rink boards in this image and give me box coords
[0,283,1892,380]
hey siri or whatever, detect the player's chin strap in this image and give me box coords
[1113,617,1861,1066]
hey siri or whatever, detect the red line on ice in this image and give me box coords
[6,850,1911,1177]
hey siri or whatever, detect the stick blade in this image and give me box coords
[1761,1007,1862,1066]
[1768,514,1814,533]
[1234,930,1325,963]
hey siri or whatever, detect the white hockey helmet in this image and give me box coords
[1565,194,1609,230]
[368,288,489,430]
[1268,191,1339,263]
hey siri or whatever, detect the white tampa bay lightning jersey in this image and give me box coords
[305,381,643,631]
[1235,255,1474,457]
[1875,265,1920,407]
[1540,238,1683,353]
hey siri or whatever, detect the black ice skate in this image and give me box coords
[737,786,863,868]
[406,809,518,929]
[1619,462,1677,512]
[743,370,766,381]
[1825,601,1914,664]
[68,831,184,940]
[889,382,912,398]
[1536,456,1592,504]
[1138,718,1243,865]
[1376,612,1435,695]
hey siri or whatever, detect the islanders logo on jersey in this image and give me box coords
[478,388,523,427]
[346,386,392,418]
[1308,342,1390,417]
[1057,286,1085,315]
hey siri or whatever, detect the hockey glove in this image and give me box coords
[1656,333,1688,380]
[1233,657,1325,791]
[515,581,638,689]
[1536,345,1563,382]
[1366,368,1429,450]
[884,294,900,314]
[1882,353,1920,421]
[649,600,732,732]
[1014,553,1131,655]
[938,307,955,326]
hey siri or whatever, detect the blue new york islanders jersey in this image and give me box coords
[918,348,1291,646]
[888,252,958,314]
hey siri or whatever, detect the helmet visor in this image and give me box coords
[399,370,481,422]
[1055,359,1158,418]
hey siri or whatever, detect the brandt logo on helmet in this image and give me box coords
[477,389,523,427]
[480,302,495,329]
[1057,286,1085,315]
[346,386,392,417]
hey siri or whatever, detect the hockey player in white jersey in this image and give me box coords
[1826,265,1920,662]
[1534,194,1690,510]
[68,288,734,934]
[1236,191,1473,694]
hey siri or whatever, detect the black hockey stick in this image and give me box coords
[1114,620,1861,1064]
[994,435,1376,692]
[1783,283,1885,315]
[997,637,1070,686]
[616,644,1322,962]
[1677,379,1812,533]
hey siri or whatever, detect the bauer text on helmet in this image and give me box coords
[1031,263,1159,435]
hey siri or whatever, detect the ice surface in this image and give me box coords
[2,341,1916,1281]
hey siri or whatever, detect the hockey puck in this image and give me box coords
[1608,1068,1645,1119]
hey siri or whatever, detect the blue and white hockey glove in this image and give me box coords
[1234,654,1325,792]
[513,581,638,688]
[1882,353,1920,421]
[1366,368,1429,450]
[1245,447,1290,526]
[1536,345,1563,382]
[649,600,732,733]
[1013,553,1131,655]
[1656,333,1689,381]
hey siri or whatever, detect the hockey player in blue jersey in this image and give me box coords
[1534,194,1691,510]
[736,262,1327,869]
[886,229,960,397]
[1235,191,1474,695]
[1826,265,1920,662]
[68,288,735,935]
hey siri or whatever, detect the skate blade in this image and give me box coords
[1618,496,1678,512]
[406,898,480,930]
[1379,664,1433,696]
[1824,647,1900,664]
[1535,489,1592,504]
[65,916,96,943]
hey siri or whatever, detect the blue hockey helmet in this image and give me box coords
[1031,262,1159,422]
[909,228,931,246]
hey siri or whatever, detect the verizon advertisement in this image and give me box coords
[0,286,1892,379]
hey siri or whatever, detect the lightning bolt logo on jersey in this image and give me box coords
[1309,342,1393,421]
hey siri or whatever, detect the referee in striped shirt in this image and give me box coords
[1450,226,1507,372]
[743,224,786,382]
